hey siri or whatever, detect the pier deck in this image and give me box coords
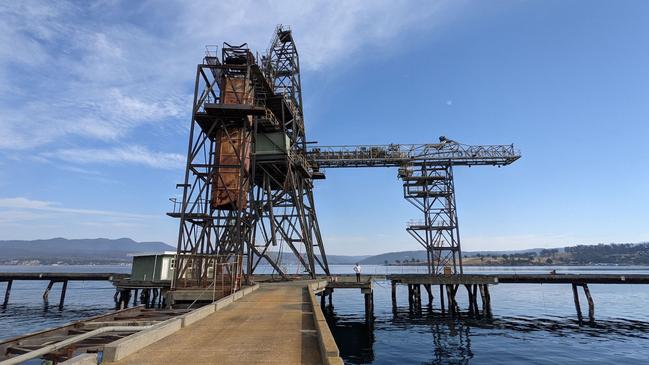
[387,273,649,322]
[108,281,331,365]
[0,272,127,281]
[388,273,649,285]
[0,272,128,309]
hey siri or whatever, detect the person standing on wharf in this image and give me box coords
[354,263,362,282]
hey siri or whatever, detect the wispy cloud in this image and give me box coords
[44,145,185,170]
[0,197,154,219]
[0,0,461,152]
[0,2,188,150]
[174,0,459,70]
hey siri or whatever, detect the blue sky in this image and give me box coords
[0,1,647,255]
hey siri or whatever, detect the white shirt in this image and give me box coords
[353,265,361,273]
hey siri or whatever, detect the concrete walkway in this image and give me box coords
[108,282,323,365]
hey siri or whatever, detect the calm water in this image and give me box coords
[1,265,649,364]
[0,265,130,340]
[328,266,649,364]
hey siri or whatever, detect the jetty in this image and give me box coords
[388,273,649,322]
[0,272,128,309]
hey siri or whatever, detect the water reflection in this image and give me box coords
[326,300,649,364]
[392,310,473,365]
[324,305,375,364]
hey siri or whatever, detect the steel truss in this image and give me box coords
[401,164,462,274]
[308,138,520,274]
[170,26,329,289]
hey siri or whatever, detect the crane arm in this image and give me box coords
[306,138,520,168]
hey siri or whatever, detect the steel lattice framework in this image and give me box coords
[170,26,520,288]
[170,26,329,290]
[307,138,520,274]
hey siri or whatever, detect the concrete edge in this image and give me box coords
[60,353,98,365]
[182,284,259,327]
[102,284,260,363]
[102,318,182,363]
[308,281,344,365]
[180,302,215,327]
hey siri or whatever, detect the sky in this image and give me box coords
[0,0,648,255]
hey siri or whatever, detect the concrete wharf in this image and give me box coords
[104,280,342,365]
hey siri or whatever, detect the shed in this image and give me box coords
[130,251,176,282]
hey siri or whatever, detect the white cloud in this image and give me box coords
[0,197,154,220]
[44,145,185,170]
[0,0,462,151]
[175,0,459,70]
[0,2,188,150]
[0,209,48,224]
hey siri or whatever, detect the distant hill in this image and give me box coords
[0,238,173,265]
[359,250,428,265]
[3,238,648,266]
[321,254,371,265]
[358,243,649,266]
[357,248,550,265]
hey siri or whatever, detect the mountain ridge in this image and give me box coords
[1,238,647,266]
[0,238,173,264]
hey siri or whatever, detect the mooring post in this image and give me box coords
[479,284,487,314]
[3,280,12,308]
[415,284,422,310]
[391,281,397,308]
[119,289,131,309]
[464,285,471,315]
[133,289,139,306]
[464,284,474,316]
[328,289,333,308]
[412,285,417,309]
[446,285,454,315]
[407,284,413,309]
[320,291,326,307]
[472,285,480,315]
[58,280,68,309]
[366,291,375,325]
[145,289,152,308]
[424,284,433,306]
[114,290,120,310]
[582,284,595,322]
[571,283,583,323]
[151,289,158,308]
[484,284,492,317]
[439,285,446,313]
[451,285,460,314]
[43,280,55,303]
[364,292,371,324]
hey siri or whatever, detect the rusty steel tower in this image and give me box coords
[169,26,329,289]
